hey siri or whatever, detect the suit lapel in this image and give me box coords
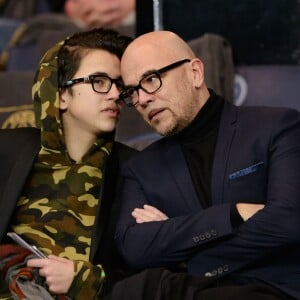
[163,138,200,210]
[211,102,238,204]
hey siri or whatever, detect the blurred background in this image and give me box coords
[0,0,299,149]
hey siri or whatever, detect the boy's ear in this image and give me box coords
[59,89,70,110]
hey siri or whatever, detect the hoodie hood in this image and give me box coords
[31,38,114,167]
[32,39,65,152]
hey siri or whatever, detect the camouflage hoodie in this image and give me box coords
[10,39,114,299]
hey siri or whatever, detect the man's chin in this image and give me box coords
[151,123,177,137]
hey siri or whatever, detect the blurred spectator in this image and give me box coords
[0,0,135,32]
[0,0,51,19]
[64,0,135,29]
[0,0,135,69]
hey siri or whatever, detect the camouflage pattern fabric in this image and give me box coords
[9,39,114,299]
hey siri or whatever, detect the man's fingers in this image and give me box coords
[236,203,265,221]
[132,205,169,223]
[143,204,168,220]
[132,208,154,221]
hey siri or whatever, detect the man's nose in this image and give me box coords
[137,88,153,106]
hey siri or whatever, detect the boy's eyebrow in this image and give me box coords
[90,72,122,79]
[90,72,109,76]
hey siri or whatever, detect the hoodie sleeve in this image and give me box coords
[67,261,105,299]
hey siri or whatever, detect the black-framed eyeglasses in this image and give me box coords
[60,74,124,94]
[119,59,191,107]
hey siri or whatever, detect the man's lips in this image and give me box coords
[148,108,165,121]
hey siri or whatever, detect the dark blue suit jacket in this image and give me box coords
[116,101,300,298]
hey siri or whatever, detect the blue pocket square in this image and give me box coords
[229,162,264,180]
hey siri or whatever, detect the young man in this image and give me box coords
[115,31,300,299]
[0,28,135,299]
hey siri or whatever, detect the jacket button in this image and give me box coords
[211,229,217,236]
[193,236,200,243]
[199,234,206,240]
[205,232,212,239]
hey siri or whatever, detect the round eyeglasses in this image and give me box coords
[61,74,124,94]
[119,59,191,107]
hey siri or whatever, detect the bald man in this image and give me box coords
[115,31,300,299]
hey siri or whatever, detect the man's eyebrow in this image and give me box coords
[123,69,158,88]
[141,69,158,78]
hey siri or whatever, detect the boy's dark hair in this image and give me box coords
[58,27,133,88]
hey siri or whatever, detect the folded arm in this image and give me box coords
[116,109,300,273]
[115,174,234,270]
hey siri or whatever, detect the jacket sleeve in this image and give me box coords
[115,169,234,270]
[188,108,300,276]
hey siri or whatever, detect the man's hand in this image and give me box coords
[236,203,265,221]
[132,204,169,223]
[27,255,74,294]
[64,0,132,27]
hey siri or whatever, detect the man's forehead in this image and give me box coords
[121,50,171,83]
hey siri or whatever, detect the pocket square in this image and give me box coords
[229,162,264,180]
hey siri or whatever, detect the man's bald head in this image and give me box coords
[123,31,195,62]
[121,31,197,81]
[120,30,210,136]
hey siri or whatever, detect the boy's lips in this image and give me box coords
[102,106,120,117]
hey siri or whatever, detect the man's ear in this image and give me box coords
[59,89,70,110]
[190,58,204,88]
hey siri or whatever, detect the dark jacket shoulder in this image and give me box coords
[0,127,40,152]
[0,127,40,172]
[112,141,137,164]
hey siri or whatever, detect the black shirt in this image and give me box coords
[177,91,224,208]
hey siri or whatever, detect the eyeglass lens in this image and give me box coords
[120,59,190,107]
[122,74,162,106]
[92,76,122,93]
